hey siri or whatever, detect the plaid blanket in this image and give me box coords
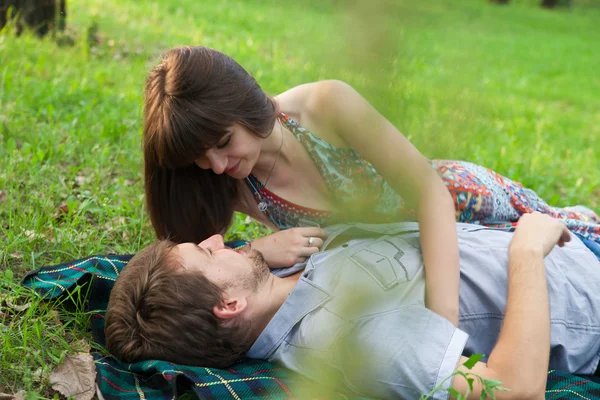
[21,254,600,399]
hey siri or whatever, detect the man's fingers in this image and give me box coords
[513,213,575,256]
[560,226,571,243]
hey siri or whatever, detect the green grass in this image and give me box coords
[0,0,598,396]
[0,269,95,396]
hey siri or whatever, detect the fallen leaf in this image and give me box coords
[31,367,43,383]
[74,176,87,187]
[0,390,26,399]
[55,202,69,217]
[49,352,96,400]
[23,230,43,241]
[0,190,6,205]
[1,294,31,313]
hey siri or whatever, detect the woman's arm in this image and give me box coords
[306,80,460,325]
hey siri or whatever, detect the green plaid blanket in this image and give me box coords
[21,254,600,399]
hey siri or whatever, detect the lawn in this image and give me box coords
[0,0,599,396]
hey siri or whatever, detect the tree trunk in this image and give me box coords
[0,0,66,37]
[541,0,571,8]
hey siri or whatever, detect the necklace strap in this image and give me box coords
[262,118,285,189]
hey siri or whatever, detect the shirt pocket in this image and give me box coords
[349,235,422,291]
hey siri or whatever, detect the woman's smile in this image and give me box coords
[226,160,241,175]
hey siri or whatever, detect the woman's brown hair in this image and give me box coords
[143,46,278,242]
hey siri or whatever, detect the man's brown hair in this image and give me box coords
[105,240,254,368]
[143,46,278,243]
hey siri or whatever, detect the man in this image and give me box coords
[105,214,600,399]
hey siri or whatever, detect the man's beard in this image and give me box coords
[245,249,270,292]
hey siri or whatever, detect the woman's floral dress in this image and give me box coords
[244,113,600,245]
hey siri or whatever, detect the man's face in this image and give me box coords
[176,235,270,292]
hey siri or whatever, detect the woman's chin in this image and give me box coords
[230,172,249,180]
[227,164,250,179]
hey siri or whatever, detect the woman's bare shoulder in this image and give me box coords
[275,81,321,113]
[276,81,352,146]
[276,80,352,112]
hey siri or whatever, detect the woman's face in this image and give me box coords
[194,122,262,179]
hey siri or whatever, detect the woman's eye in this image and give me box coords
[217,136,231,149]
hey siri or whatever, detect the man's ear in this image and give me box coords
[213,295,247,320]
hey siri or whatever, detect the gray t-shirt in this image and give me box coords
[248,222,600,399]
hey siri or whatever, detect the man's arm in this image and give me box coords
[452,213,571,400]
[452,246,549,399]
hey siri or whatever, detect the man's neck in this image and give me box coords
[248,271,302,342]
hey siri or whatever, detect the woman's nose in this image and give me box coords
[206,150,227,175]
[195,150,227,174]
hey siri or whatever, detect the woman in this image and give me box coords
[143,46,600,327]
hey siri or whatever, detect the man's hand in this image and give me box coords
[510,212,571,257]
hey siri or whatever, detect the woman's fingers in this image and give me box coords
[303,236,324,249]
[298,245,321,257]
[294,227,328,239]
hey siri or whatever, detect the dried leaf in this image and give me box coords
[50,352,96,400]
[31,367,43,383]
[1,294,31,313]
[55,202,69,216]
[23,230,42,241]
[74,176,87,187]
[0,190,6,205]
[0,390,26,400]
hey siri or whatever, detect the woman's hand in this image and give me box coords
[250,227,328,268]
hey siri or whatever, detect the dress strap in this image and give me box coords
[245,174,263,197]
